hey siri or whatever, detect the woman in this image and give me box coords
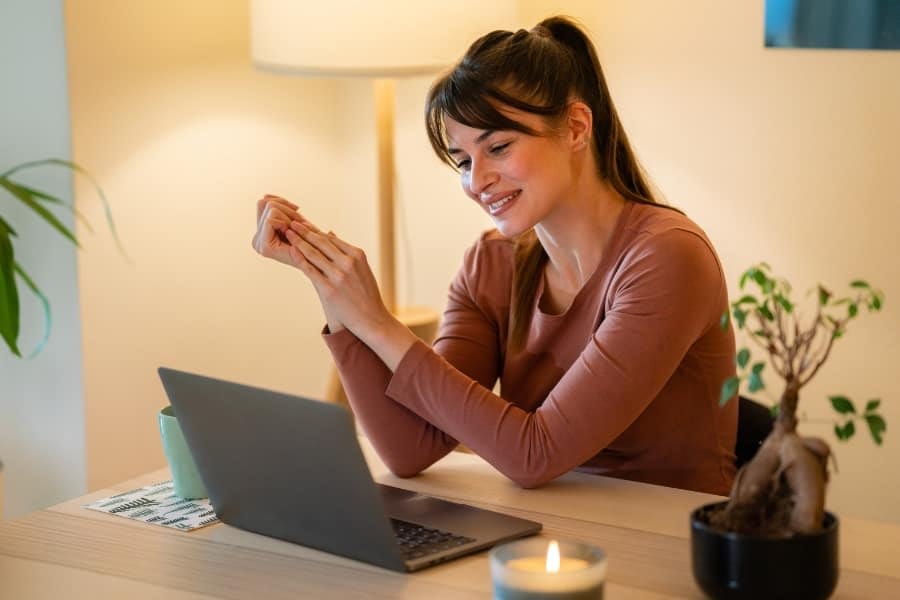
[253,16,737,495]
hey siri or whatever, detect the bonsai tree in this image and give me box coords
[0,158,123,357]
[712,263,886,536]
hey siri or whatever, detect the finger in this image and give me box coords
[288,244,326,280]
[285,227,341,277]
[257,195,301,227]
[322,232,359,255]
[254,210,293,257]
[295,217,325,234]
[289,221,345,263]
[259,203,300,244]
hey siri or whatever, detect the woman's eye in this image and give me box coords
[455,159,471,170]
[489,142,511,154]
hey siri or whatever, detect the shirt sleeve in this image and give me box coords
[385,228,726,488]
[322,237,505,476]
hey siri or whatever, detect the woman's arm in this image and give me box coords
[322,237,505,476]
[383,229,727,487]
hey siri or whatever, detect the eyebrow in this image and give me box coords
[447,129,497,155]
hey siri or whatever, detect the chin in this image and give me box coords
[493,220,527,239]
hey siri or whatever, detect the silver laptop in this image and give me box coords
[157,367,541,572]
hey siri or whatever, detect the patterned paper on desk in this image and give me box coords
[83,480,219,531]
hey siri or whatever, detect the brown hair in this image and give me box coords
[426,16,664,350]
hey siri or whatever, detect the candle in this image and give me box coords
[490,539,607,599]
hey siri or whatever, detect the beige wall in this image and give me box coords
[67,0,898,522]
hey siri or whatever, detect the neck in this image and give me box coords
[535,177,626,291]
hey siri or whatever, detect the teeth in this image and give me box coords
[488,192,518,213]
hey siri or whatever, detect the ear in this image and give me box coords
[566,101,593,151]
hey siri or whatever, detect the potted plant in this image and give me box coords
[0,158,123,357]
[690,263,886,599]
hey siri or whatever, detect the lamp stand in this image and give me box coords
[375,78,397,313]
[324,79,439,406]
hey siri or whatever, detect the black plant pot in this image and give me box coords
[690,501,839,600]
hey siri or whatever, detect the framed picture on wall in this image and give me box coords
[765,0,900,49]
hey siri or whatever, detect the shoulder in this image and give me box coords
[611,203,726,299]
[620,203,722,269]
[460,229,515,273]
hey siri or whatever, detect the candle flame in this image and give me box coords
[546,540,560,573]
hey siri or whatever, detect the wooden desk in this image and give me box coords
[1,439,898,599]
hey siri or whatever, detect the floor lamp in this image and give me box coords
[250,2,517,403]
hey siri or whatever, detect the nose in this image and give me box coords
[468,159,498,197]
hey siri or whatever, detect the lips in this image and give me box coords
[485,191,520,215]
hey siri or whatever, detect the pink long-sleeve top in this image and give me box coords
[325,201,738,495]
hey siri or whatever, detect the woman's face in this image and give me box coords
[444,108,576,238]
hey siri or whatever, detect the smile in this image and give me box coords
[487,191,520,215]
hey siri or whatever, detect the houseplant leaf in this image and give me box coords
[13,262,52,358]
[1,158,127,358]
[865,414,886,445]
[0,217,21,356]
[0,178,80,247]
[2,158,127,258]
[8,180,94,233]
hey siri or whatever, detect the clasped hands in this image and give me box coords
[252,194,415,371]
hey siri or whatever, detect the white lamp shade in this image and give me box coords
[251,0,520,76]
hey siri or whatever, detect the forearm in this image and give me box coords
[350,313,419,372]
[324,328,457,474]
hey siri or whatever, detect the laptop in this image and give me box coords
[157,367,541,572]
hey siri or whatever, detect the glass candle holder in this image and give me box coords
[490,538,607,599]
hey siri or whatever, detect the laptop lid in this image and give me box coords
[157,367,541,572]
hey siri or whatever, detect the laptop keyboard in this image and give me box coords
[390,518,476,560]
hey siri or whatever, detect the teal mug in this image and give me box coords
[158,406,207,499]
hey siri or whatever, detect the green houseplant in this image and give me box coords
[0,158,122,357]
[691,263,886,600]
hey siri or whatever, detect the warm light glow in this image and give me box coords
[250,0,519,77]
[546,541,561,573]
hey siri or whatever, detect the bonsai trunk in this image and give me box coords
[711,380,831,536]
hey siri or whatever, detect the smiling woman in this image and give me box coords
[252,15,738,495]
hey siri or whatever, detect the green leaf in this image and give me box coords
[848,303,858,318]
[872,295,882,311]
[829,395,856,414]
[720,376,740,407]
[13,262,52,358]
[751,361,766,375]
[735,295,758,306]
[719,310,730,331]
[826,316,844,339]
[818,285,832,306]
[758,302,775,321]
[770,404,779,418]
[865,414,886,445]
[850,280,870,289]
[732,307,747,329]
[748,370,765,393]
[0,179,80,247]
[834,421,855,441]
[865,399,881,413]
[736,348,751,369]
[775,293,794,313]
[0,217,21,356]
[9,181,94,233]
[2,158,129,260]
